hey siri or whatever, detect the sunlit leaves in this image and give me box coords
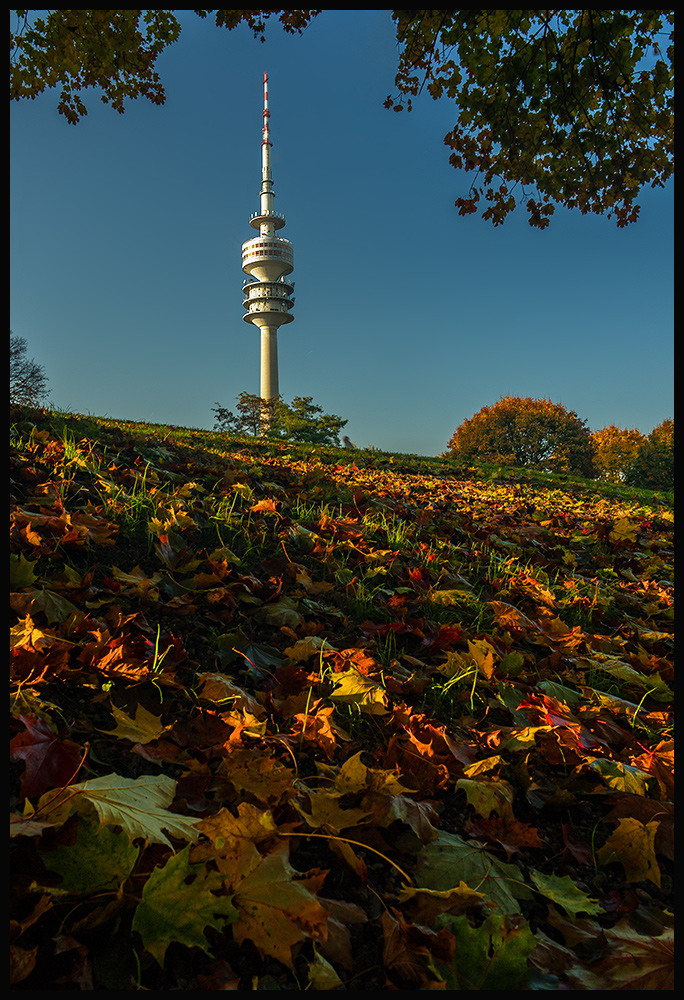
[9,408,674,989]
[203,836,330,969]
[446,394,595,474]
[40,774,202,849]
[592,425,646,483]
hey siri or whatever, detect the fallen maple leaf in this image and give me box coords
[381,910,455,988]
[529,870,604,920]
[597,817,661,886]
[39,773,201,849]
[329,667,389,715]
[132,844,239,966]
[307,947,344,989]
[218,838,330,969]
[100,703,168,744]
[435,912,538,990]
[39,814,140,895]
[10,615,65,651]
[415,830,533,914]
[198,802,278,848]
[10,716,83,797]
[566,914,674,990]
[456,777,515,820]
[394,884,487,926]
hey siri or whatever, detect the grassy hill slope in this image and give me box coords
[10,407,674,990]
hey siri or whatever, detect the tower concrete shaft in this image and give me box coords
[241,73,294,404]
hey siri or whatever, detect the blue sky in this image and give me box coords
[10,10,673,456]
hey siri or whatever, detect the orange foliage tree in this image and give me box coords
[446,395,595,475]
[591,425,646,483]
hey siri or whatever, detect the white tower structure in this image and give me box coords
[241,73,294,402]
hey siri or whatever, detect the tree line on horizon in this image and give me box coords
[443,394,673,491]
[10,334,672,491]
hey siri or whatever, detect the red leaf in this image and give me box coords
[10,716,83,798]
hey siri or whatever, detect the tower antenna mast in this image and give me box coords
[241,73,294,421]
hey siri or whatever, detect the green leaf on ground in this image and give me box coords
[132,845,239,965]
[42,773,201,848]
[529,869,604,919]
[436,913,538,990]
[39,815,139,895]
[415,831,532,913]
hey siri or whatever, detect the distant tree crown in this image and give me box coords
[446,395,595,476]
[10,332,49,406]
[212,392,347,446]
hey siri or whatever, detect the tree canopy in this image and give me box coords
[446,395,596,476]
[386,10,674,228]
[623,418,674,491]
[10,9,674,227]
[591,424,646,483]
[212,392,347,446]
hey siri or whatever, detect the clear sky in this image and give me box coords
[10,10,674,456]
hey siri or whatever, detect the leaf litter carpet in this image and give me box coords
[10,411,673,989]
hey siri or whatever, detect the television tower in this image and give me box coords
[241,73,294,403]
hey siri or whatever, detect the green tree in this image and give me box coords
[278,395,347,445]
[10,10,674,227]
[212,392,346,445]
[591,424,646,482]
[10,332,49,406]
[212,392,282,438]
[446,395,595,475]
[623,418,673,490]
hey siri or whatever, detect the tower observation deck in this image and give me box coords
[241,73,294,402]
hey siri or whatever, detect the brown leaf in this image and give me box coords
[381,910,455,988]
[568,916,673,990]
[221,839,330,969]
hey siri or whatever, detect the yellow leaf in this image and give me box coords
[609,517,639,543]
[597,817,661,886]
[10,615,65,651]
[39,773,201,849]
[220,839,330,969]
[284,635,333,663]
[100,703,168,744]
[199,803,278,849]
[329,668,388,715]
[467,638,496,679]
